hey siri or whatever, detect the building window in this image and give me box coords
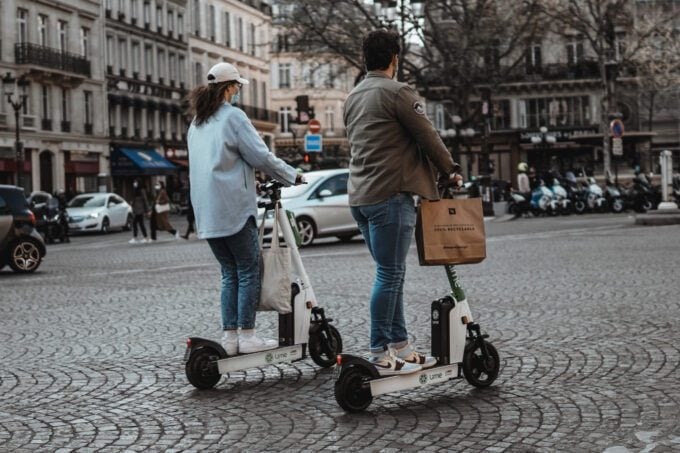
[167,9,174,36]
[278,63,291,89]
[21,83,30,115]
[158,49,165,81]
[249,23,256,56]
[143,1,150,26]
[434,104,445,131]
[525,43,541,74]
[106,35,115,69]
[223,12,231,46]
[178,56,185,84]
[209,5,216,41]
[41,85,51,121]
[236,17,243,51]
[279,106,291,133]
[38,15,48,46]
[251,78,258,107]
[156,5,163,30]
[131,0,138,21]
[18,9,28,44]
[132,42,141,76]
[80,27,90,58]
[262,81,267,110]
[146,109,154,137]
[169,53,176,83]
[521,96,591,128]
[178,14,184,37]
[193,0,200,36]
[566,38,584,65]
[194,61,203,86]
[145,45,154,78]
[118,39,127,73]
[62,89,71,122]
[84,91,92,126]
[325,106,335,131]
[58,20,68,52]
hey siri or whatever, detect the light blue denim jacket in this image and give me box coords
[188,103,297,239]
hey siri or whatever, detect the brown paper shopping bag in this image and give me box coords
[415,198,487,265]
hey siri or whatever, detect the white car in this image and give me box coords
[258,168,360,246]
[67,193,133,234]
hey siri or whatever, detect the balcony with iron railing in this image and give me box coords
[15,43,91,78]
[240,105,278,123]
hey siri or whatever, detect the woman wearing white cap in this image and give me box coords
[187,62,304,355]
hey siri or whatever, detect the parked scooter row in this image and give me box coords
[508,171,665,218]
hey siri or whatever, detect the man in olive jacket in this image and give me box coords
[344,29,462,376]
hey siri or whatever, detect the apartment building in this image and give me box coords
[104,0,190,198]
[0,0,108,193]
[188,0,277,149]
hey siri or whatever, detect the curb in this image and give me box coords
[635,209,680,226]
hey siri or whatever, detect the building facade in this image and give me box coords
[104,0,190,201]
[0,0,108,194]
[188,0,277,151]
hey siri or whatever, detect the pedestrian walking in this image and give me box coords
[343,29,462,376]
[149,181,179,241]
[181,185,195,239]
[187,62,304,355]
[517,162,531,198]
[129,179,150,244]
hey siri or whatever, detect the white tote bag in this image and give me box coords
[258,205,292,313]
[155,203,170,213]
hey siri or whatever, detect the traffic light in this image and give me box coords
[303,153,310,163]
[295,95,310,123]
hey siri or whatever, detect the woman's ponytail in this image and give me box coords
[187,82,233,126]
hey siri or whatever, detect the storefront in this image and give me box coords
[65,151,100,194]
[0,146,32,189]
[110,147,177,200]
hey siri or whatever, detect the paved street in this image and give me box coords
[1,214,679,452]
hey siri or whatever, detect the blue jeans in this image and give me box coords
[206,217,260,330]
[351,193,416,353]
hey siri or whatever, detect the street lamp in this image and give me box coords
[373,0,425,81]
[2,72,29,187]
[440,114,476,174]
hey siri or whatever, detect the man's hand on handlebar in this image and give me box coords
[449,172,464,188]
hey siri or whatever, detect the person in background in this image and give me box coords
[149,181,179,241]
[129,179,150,244]
[517,162,531,198]
[181,183,195,239]
[187,62,304,355]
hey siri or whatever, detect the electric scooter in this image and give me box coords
[184,180,343,389]
[333,182,500,412]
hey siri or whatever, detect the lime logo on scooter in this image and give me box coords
[419,375,428,385]
[265,353,273,363]
[432,310,439,321]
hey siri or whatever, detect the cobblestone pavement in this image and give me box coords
[1,215,679,452]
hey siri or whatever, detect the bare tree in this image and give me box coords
[540,0,680,175]
[273,0,543,126]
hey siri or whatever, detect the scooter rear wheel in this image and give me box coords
[335,365,373,412]
[462,340,500,388]
[309,324,343,368]
[185,346,222,389]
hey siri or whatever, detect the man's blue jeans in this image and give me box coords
[206,217,260,330]
[351,193,416,353]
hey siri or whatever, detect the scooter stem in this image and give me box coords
[445,264,466,302]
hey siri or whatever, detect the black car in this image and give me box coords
[0,185,46,273]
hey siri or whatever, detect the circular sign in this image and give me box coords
[610,119,625,138]
[308,119,321,134]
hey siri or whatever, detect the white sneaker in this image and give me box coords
[221,331,238,356]
[239,333,278,354]
[128,238,138,244]
[142,238,150,243]
[395,344,437,369]
[174,231,180,240]
[370,353,422,376]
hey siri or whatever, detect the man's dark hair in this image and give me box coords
[363,29,400,71]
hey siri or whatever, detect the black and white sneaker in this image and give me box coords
[370,354,422,376]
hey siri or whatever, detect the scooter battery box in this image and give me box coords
[431,296,455,365]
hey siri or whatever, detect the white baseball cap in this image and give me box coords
[206,62,249,85]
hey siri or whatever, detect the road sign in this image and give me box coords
[610,119,625,138]
[304,134,322,152]
[612,137,623,156]
[308,119,321,134]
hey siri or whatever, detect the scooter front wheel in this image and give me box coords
[335,365,373,412]
[185,346,222,389]
[462,340,500,388]
[309,324,343,368]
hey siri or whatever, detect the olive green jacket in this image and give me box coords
[343,71,457,206]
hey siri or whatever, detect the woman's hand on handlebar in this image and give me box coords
[295,173,306,185]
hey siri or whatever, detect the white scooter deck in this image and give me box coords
[369,363,460,396]
[217,344,304,373]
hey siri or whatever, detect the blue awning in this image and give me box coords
[111,148,177,176]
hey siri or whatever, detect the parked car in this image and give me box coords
[66,192,133,234]
[258,169,360,246]
[0,185,46,273]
